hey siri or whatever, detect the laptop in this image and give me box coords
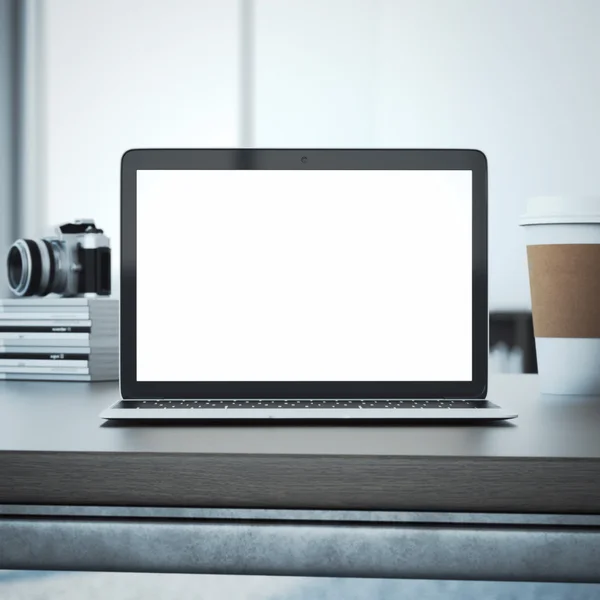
[101,148,516,421]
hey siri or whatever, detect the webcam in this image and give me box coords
[301,156,308,164]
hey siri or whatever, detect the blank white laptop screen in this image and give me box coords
[136,170,472,382]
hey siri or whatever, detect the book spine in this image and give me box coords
[0,320,92,328]
[0,346,93,353]
[0,353,90,360]
[0,332,90,340]
[0,299,91,307]
[0,326,91,333]
[0,366,89,374]
[0,373,93,381]
[0,312,91,319]
[0,339,92,347]
[0,359,90,368]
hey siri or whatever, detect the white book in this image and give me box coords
[0,373,117,381]
[0,319,93,327]
[0,312,105,320]
[0,298,118,308]
[0,337,116,348]
[0,359,91,368]
[0,306,118,318]
[0,366,91,374]
[0,363,118,374]
[0,332,93,340]
[0,358,118,367]
[0,345,116,354]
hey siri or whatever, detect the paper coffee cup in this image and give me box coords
[520,196,600,395]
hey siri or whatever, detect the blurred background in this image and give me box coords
[4,0,600,374]
[2,1,600,598]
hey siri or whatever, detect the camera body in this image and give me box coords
[7,219,111,297]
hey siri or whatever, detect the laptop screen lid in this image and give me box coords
[120,149,487,399]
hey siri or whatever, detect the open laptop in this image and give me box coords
[101,149,516,421]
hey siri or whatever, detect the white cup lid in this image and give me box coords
[520,196,600,226]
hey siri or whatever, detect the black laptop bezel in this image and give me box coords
[121,149,488,399]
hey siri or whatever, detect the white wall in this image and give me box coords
[373,0,600,310]
[254,0,378,146]
[43,0,240,295]
[0,0,14,295]
[41,0,600,309]
[254,0,600,310]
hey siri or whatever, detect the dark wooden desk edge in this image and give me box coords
[2,451,599,514]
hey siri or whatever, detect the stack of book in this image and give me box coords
[0,297,118,381]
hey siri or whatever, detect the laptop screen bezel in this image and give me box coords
[120,148,487,399]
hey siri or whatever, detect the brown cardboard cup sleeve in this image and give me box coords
[527,244,600,338]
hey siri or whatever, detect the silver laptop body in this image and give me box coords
[101,149,516,422]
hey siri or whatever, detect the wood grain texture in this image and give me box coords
[1,451,599,514]
[2,376,600,515]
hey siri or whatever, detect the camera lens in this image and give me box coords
[301,156,308,164]
[6,238,57,297]
[7,246,24,291]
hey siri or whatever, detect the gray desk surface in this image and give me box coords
[1,374,600,513]
[2,374,600,582]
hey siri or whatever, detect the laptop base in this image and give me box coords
[101,399,516,421]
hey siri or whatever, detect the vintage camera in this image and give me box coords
[6,220,111,297]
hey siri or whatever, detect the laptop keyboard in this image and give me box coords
[120,399,491,410]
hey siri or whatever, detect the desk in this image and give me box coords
[1,375,600,582]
